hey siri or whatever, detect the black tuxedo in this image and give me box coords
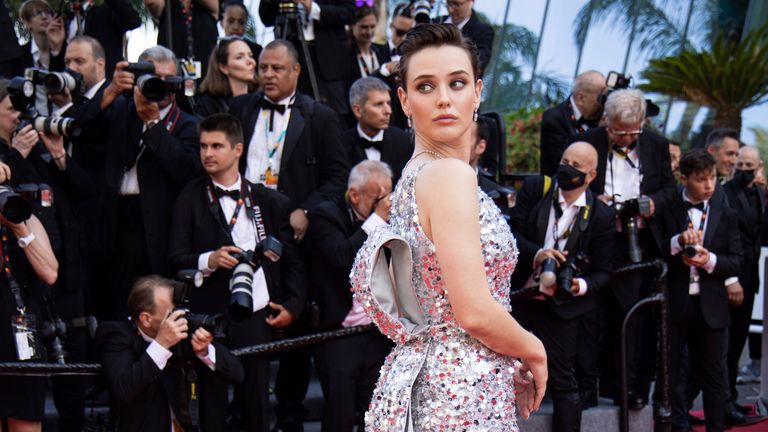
[342,126,412,184]
[722,179,763,402]
[167,176,307,432]
[97,320,244,432]
[660,188,742,431]
[438,11,494,75]
[0,1,22,78]
[308,198,392,431]
[70,0,141,78]
[156,0,218,76]
[230,91,350,212]
[540,98,595,176]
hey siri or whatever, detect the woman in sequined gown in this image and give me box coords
[350,24,548,431]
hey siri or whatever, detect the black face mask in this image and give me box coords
[556,164,588,191]
[733,169,755,188]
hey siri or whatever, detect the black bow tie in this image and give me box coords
[262,100,288,132]
[685,201,705,211]
[215,187,240,200]
[391,47,398,56]
[361,137,383,153]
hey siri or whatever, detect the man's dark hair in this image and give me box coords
[198,113,244,148]
[393,2,412,19]
[262,39,299,65]
[705,128,739,150]
[69,35,106,61]
[680,148,716,177]
[397,23,479,87]
[475,117,489,146]
[127,275,174,323]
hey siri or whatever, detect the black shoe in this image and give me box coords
[626,391,646,410]
[580,390,598,409]
[687,414,705,425]
[734,403,752,414]
[725,409,747,426]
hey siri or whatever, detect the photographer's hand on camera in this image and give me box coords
[534,248,567,266]
[134,88,161,125]
[155,309,189,349]
[292,0,313,9]
[12,125,39,159]
[289,208,309,242]
[640,195,655,216]
[374,192,392,222]
[208,245,242,270]
[265,301,294,328]
[48,87,72,110]
[190,328,214,357]
[0,161,11,184]
[40,132,67,170]
[102,62,135,109]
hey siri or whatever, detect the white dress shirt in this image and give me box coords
[67,1,91,39]
[356,124,384,161]
[245,94,295,189]
[444,15,471,30]
[356,49,380,78]
[119,104,173,195]
[30,39,50,116]
[197,175,271,312]
[604,144,642,204]
[138,328,216,371]
[298,1,322,42]
[669,191,718,295]
[526,189,588,296]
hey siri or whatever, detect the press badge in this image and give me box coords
[181,59,202,80]
[10,313,42,361]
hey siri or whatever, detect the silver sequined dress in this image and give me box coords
[350,162,520,431]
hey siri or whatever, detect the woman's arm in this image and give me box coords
[7,215,58,285]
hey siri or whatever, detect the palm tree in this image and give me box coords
[638,24,768,134]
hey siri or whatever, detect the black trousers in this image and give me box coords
[669,296,727,432]
[576,306,601,402]
[727,289,757,401]
[296,42,347,119]
[274,330,313,429]
[515,299,583,431]
[52,331,87,432]
[313,330,392,432]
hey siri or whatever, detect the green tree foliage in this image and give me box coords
[504,107,543,174]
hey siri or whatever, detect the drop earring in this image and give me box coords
[407,116,413,128]
[473,109,478,122]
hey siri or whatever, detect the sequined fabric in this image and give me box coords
[350,162,520,431]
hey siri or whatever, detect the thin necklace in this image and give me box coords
[405,149,445,168]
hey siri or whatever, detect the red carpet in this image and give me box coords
[689,405,768,431]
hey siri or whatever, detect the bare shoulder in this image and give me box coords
[416,158,477,194]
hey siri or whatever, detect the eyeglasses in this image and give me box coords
[30,9,54,18]
[608,127,643,137]
[392,27,410,37]
[446,0,469,9]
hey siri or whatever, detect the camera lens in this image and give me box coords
[42,72,77,94]
[0,186,33,224]
[540,257,557,287]
[229,262,255,320]
[683,245,698,258]
[136,75,168,102]
[34,116,81,138]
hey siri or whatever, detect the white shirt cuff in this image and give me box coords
[702,252,717,274]
[379,64,391,77]
[198,252,214,276]
[196,343,216,371]
[574,278,588,296]
[670,234,682,255]
[146,340,173,370]
[725,276,739,286]
[361,213,387,235]
[309,1,321,21]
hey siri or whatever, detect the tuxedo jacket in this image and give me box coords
[62,81,109,181]
[12,41,66,78]
[259,0,355,82]
[438,11,494,75]
[660,188,742,329]
[229,91,350,211]
[723,180,765,294]
[89,94,202,274]
[167,176,308,323]
[70,0,141,78]
[509,176,615,319]
[346,42,392,83]
[574,126,677,249]
[307,197,367,330]
[0,1,22,78]
[342,126,412,184]
[96,320,244,432]
[540,98,591,176]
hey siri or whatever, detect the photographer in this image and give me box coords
[168,113,307,432]
[659,149,741,432]
[509,142,614,431]
[80,45,201,320]
[540,70,606,176]
[96,275,244,432]
[308,160,394,431]
[573,88,676,407]
[436,0,494,75]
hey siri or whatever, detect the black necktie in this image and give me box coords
[262,100,288,132]
[361,137,383,153]
[685,201,704,211]
[214,187,240,201]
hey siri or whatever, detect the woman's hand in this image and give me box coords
[0,161,11,184]
[11,125,38,159]
[518,340,548,417]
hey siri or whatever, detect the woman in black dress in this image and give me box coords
[195,37,258,118]
[0,79,61,432]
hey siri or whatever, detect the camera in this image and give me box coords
[613,196,651,263]
[38,317,67,364]
[172,270,226,338]
[229,236,283,320]
[0,183,53,224]
[412,0,432,23]
[124,62,192,102]
[597,70,660,118]
[6,77,81,138]
[539,253,591,300]
[25,68,84,96]
[682,244,698,258]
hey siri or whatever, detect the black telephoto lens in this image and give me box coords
[0,186,33,224]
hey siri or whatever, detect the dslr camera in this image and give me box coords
[613,196,652,263]
[229,236,283,320]
[25,67,85,97]
[411,0,432,23]
[597,70,660,117]
[6,77,81,138]
[540,252,590,297]
[172,270,226,338]
[0,183,54,224]
[124,62,194,102]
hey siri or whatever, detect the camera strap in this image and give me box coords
[180,0,195,62]
[0,226,25,314]
[686,203,708,232]
[206,180,267,242]
[127,103,182,173]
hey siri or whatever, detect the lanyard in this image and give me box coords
[357,51,378,76]
[206,181,267,242]
[261,107,291,175]
[180,0,195,60]
[686,204,708,232]
[551,192,578,250]
[1,226,25,314]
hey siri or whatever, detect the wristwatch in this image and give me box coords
[18,232,36,249]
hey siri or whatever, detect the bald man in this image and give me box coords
[510,141,615,430]
[540,71,607,176]
[722,145,765,417]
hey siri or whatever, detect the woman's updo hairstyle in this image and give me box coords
[396,23,480,89]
